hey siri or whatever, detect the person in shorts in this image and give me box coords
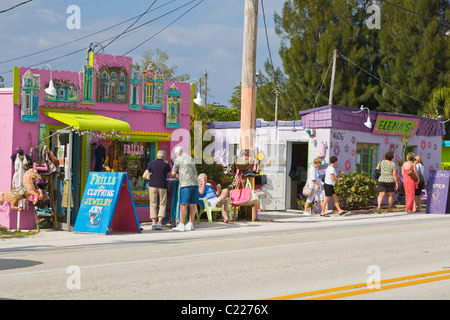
[198,173,232,223]
[320,156,347,216]
[375,151,398,213]
[171,146,199,231]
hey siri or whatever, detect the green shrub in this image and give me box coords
[195,162,234,189]
[334,170,378,210]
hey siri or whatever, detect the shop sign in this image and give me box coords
[372,115,420,136]
[426,170,450,214]
[74,172,141,234]
[123,144,144,155]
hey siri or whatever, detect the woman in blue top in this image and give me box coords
[198,173,232,223]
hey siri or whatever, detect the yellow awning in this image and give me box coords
[42,109,131,132]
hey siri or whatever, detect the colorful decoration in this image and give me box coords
[142,65,163,110]
[0,169,42,211]
[81,65,94,104]
[21,70,40,122]
[97,66,128,104]
[129,64,141,111]
[166,84,181,128]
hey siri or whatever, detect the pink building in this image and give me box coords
[0,52,193,230]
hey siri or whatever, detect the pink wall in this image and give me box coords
[0,53,192,229]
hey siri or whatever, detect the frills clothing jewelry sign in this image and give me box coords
[74,172,141,234]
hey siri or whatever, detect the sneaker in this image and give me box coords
[303,211,311,216]
[155,224,163,230]
[172,223,185,232]
[151,224,157,230]
[185,222,194,231]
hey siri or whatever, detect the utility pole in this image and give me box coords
[328,49,337,105]
[203,68,208,107]
[239,0,258,162]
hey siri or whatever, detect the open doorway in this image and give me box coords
[287,142,308,209]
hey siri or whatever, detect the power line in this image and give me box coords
[0,0,33,14]
[379,0,450,33]
[0,0,177,65]
[338,50,428,105]
[123,0,205,56]
[103,0,158,50]
[0,0,199,75]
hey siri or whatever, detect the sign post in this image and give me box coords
[426,170,450,214]
[74,172,141,234]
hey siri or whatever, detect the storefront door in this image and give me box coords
[48,129,81,230]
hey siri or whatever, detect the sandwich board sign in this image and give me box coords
[426,170,450,214]
[74,172,141,234]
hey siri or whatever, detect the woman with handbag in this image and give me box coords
[303,158,324,215]
[413,155,425,212]
[375,151,398,213]
[402,152,418,213]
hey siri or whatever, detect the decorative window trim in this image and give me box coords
[97,66,129,104]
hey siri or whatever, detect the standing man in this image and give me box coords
[146,150,172,230]
[171,146,199,231]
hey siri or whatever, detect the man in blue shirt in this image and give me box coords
[145,150,172,230]
[198,173,232,223]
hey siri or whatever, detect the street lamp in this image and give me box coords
[352,105,372,129]
[37,64,56,96]
[190,78,204,106]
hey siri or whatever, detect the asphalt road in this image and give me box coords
[1,211,450,302]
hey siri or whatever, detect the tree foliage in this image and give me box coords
[253,0,450,120]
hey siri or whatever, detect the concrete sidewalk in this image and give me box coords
[0,207,422,245]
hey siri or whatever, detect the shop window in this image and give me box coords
[95,140,157,205]
[142,66,163,110]
[356,143,378,176]
[166,84,181,128]
[404,146,416,160]
[21,70,40,122]
[97,66,128,104]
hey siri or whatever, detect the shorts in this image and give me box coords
[324,183,336,197]
[180,186,199,205]
[207,197,220,207]
[377,181,395,193]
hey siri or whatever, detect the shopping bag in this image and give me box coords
[230,178,252,205]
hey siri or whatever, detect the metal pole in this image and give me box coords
[328,49,337,105]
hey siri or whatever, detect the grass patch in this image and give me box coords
[0,225,38,239]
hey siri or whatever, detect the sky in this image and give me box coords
[0,0,285,107]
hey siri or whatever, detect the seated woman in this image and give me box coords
[198,173,232,223]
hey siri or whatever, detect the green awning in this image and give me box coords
[42,109,131,132]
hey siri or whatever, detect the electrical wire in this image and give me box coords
[338,50,429,104]
[0,0,33,14]
[0,0,177,65]
[123,0,205,56]
[102,0,158,50]
[0,0,200,76]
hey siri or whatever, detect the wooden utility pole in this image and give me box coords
[240,0,258,161]
[203,68,208,107]
[328,49,337,105]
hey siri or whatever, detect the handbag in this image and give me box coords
[303,184,314,197]
[407,167,418,181]
[374,169,381,180]
[40,147,57,176]
[230,178,252,205]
